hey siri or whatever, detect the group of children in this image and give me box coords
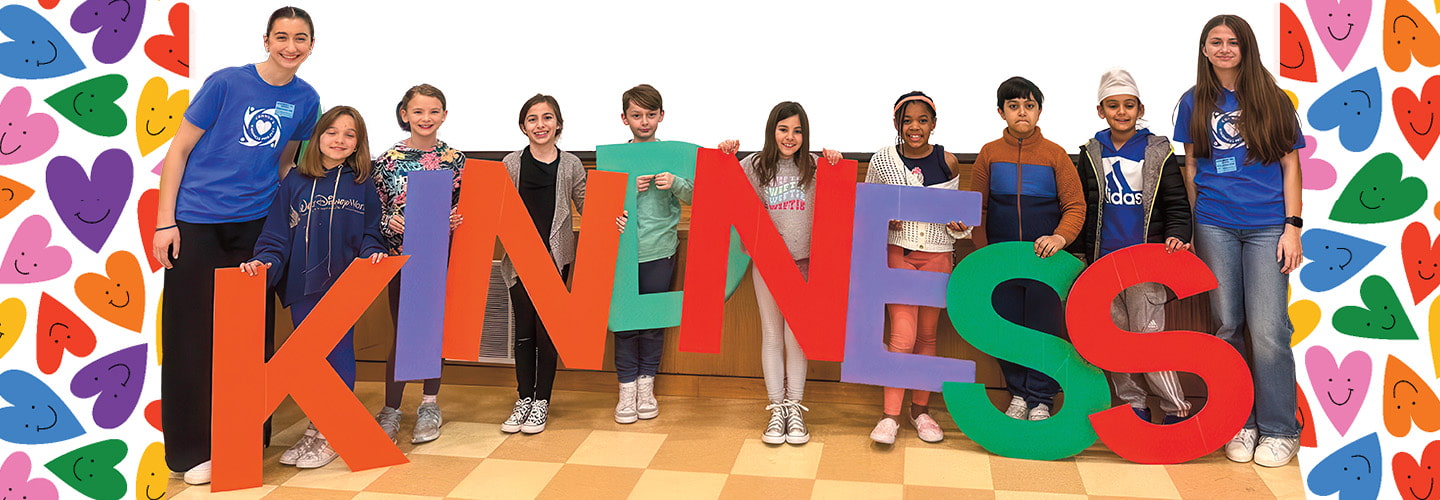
[156,7,1304,485]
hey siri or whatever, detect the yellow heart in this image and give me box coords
[0,297,24,359]
[135,442,166,500]
[1290,299,1321,347]
[134,77,188,157]
[1284,89,1300,110]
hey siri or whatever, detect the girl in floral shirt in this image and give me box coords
[371,84,466,445]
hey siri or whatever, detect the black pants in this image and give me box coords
[161,220,275,472]
[509,266,569,401]
[385,271,442,408]
[992,278,1066,408]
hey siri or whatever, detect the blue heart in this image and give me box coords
[1300,229,1385,292]
[1308,67,1382,152]
[1306,432,1381,500]
[0,369,85,445]
[0,5,85,80]
[69,344,145,430]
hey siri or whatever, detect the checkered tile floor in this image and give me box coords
[168,382,1302,499]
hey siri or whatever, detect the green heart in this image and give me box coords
[1332,275,1418,340]
[45,74,128,137]
[1329,152,1428,224]
[44,439,128,500]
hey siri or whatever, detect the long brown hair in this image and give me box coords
[1187,14,1299,164]
[754,101,815,188]
[297,106,372,182]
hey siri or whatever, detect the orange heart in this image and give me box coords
[0,174,33,220]
[74,251,144,332]
[1385,0,1440,72]
[1384,355,1440,437]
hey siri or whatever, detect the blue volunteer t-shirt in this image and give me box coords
[177,64,320,223]
[1098,128,1149,257]
[1174,87,1303,229]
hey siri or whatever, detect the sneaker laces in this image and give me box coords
[524,400,549,425]
[764,403,787,433]
[507,398,532,424]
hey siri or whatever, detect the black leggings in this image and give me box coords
[509,266,569,401]
[385,272,442,409]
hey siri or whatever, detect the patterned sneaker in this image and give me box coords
[1004,396,1028,419]
[1253,436,1299,467]
[615,381,638,424]
[374,407,402,444]
[1028,404,1051,421]
[869,417,899,445]
[636,375,659,420]
[501,397,532,434]
[1225,427,1259,463]
[762,402,788,444]
[784,400,810,445]
[295,435,338,469]
[911,413,944,443]
[521,399,550,434]
[279,424,317,466]
[412,402,442,444]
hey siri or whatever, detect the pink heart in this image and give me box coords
[1305,345,1372,436]
[150,159,161,175]
[1300,135,1337,190]
[0,215,71,284]
[1306,0,1371,71]
[0,87,59,165]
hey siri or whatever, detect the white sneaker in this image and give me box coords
[374,407,402,444]
[869,417,899,444]
[762,402,788,444]
[1004,396,1028,419]
[910,413,945,443]
[1253,436,1299,467]
[295,435,338,469]
[616,381,638,424]
[182,460,212,485]
[520,399,549,434]
[1028,404,1051,421]
[501,397,532,434]
[279,424,317,465]
[412,402,442,444]
[784,400,810,445]
[1226,428,1259,463]
[636,375,659,420]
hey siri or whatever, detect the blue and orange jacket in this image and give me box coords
[970,127,1086,246]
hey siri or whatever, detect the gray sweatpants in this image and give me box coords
[1110,282,1191,417]
[753,260,809,404]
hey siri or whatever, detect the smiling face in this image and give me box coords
[403,94,447,142]
[1383,355,1440,437]
[41,439,127,500]
[263,17,312,72]
[1204,24,1242,72]
[999,96,1041,139]
[1098,94,1142,138]
[135,77,187,156]
[0,369,84,444]
[135,442,165,500]
[896,101,935,153]
[773,114,803,160]
[74,251,145,333]
[0,87,58,165]
[622,102,663,142]
[318,113,358,168]
[523,101,559,148]
[0,5,85,80]
[70,344,146,429]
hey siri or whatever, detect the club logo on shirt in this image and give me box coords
[1210,110,1243,151]
[239,106,282,148]
[1105,158,1144,206]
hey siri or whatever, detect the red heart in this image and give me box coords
[1403,222,1440,304]
[36,292,94,374]
[38,0,59,9]
[1297,382,1318,448]
[144,399,161,432]
[1280,3,1317,82]
[1394,440,1440,500]
[1395,75,1440,160]
[136,189,160,273]
[143,3,188,77]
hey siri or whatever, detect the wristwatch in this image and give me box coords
[1284,216,1303,229]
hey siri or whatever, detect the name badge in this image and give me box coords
[1215,156,1238,174]
[276,102,295,119]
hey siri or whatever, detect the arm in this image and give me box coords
[278,140,302,180]
[569,154,587,214]
[153,119,206,268]
[1064,147,1094,260]
[1278,150,1303,273]
[245,180,292,287]
[944,151,961,179]
[361,178,389,260]
[1158,149,1194,251]
[1039,151,1086,258]
[665,173,694,204]
[969,149,991,248]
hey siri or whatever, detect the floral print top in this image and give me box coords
[374,139,466,254]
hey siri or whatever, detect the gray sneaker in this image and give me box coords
[411,402,442,444]
[278,424,316,466]
[1253,436,1299,467]
[374,407,402,444]
[636,375,658,420]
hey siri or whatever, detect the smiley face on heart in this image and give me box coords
[1384,355,1440,437]
[1299,135,1338,190]
[0,369,84,445]
[1308,67,1383,152]
[143,2,188,77]
[70,344,145,429]
[1307,0,1372,70]
[135,442,165,500]
[44,74,127,137]
[1300,228,1384,292]
[74,251,144,333]
[136,189,160,272]
[1394,440,1440,500]
[1403,221,1440,304]
[1333,275,1417,340]
[1394,75,1440,160]
[0,215,72,284]
[0,298,26,362]
[47,149,133,253]
[69,0,145,64]
[43,439,126,500]
[134,78,186,157]
[1330,152,1428,224]
[0,452,58,500]
[0,86,59,165]
[1281,3,1318,82]
[0,5,85,80]
[1306,433,1382,500]
[1306,345,1372,436]
[1385,0,1440,72]
[36,292,94,375]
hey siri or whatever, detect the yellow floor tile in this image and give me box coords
[351,493,444,500]
[259,486,358,499]
[812,432,904,483]
[362,454,482,497]
[567,430,668,468]
[1252,462,1306,499]
[810,479,904,499]
[993,491,1088,500]
[730,439,825,479]
[1075,456,1181,499]
[170,484,278,499]
[627,469,728,500]
[903,485,998,499]
[647,432,746,473]
[447,459,563,500]
[536,464,645,499]
[485,428,592,463]
[405,422,509,458]
[988,456,1086,495]
[279,458,389,491]
[1165,453,1275,498]
[903,446,994,490]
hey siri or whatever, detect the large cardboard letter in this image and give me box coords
[840,182,981,390]
[1067,244,1251,464]
[941,241,1108,460]
[442,159,624,369]
[212,258,408,491]
[679,149,856,361]
[393,170,453,381]
[595,141,748,331]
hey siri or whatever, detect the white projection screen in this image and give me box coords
[194,1,1278,155]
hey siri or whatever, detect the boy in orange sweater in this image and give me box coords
[969,76,1086,421]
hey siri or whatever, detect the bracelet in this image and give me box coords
[155,224,178,232]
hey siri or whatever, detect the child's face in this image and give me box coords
[773,114,803,160]
[403,95,447,140]
[897,101,935,151]
[319,114,358,167]
[1097,95,1143,136]
[1204,24,1241,71]
[263,17,313,72]
[998,97,1041,139]
[523,101,559,147]
[622,102,664,142]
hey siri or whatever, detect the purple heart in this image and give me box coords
[1305,345,1372,436]
[70,0,145,65]
[47,149,131,253]
[69,344,144,430]
[0,215,71,284]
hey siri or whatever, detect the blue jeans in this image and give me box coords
[289,293,357,390]
[1194,223,1298,438]
[614,256,674,383]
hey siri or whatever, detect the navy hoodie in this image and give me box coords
[250,164,386,306]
